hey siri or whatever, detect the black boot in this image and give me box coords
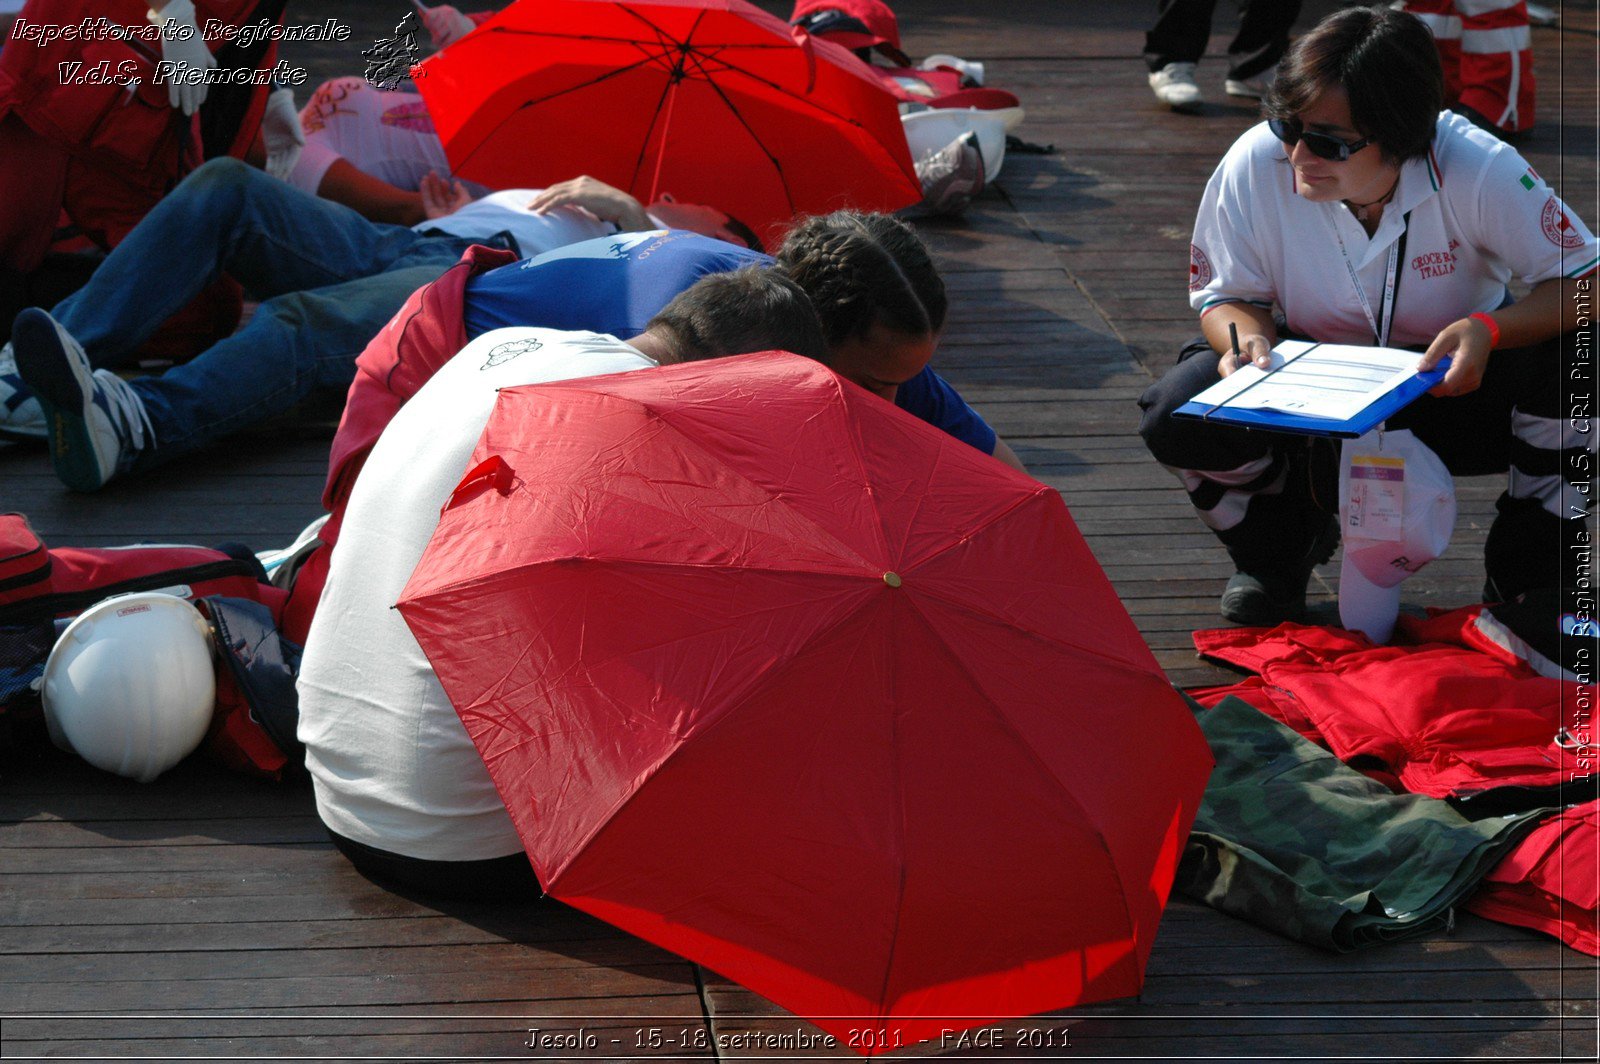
[1215,441,1340,626]
[1220,511,1340,625]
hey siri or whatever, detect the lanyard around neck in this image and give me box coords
[1329,209,1411,347]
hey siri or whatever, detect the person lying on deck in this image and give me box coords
[0,159,745,490]
[296,268,829,902]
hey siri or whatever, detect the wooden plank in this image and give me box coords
[2,1000,716,1063]
[7,961,697,1012]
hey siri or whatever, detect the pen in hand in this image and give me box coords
[1229,322,1241,365]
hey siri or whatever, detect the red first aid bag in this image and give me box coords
[0,515,51,598]
[0,513,293,779]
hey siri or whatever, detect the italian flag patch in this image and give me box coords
[1520,168,1540,191]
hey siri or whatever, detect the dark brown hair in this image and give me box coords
[646,267,829,364]
[1265,6,1443,164]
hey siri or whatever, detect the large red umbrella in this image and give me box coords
[413,0,922,246]
[397,353,1212,1053]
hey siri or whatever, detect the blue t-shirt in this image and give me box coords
[897,364,996,455]
[464,230,769,341]
[461,230,996,454]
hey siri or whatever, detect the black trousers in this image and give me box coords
[1138,334,1594,599]
[326,827,540,903]
[1143,0,1304,79]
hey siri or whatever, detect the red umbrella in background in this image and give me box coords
[414,0,922,246]
[397,354,1213,1054]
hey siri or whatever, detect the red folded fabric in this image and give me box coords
[1467,801,1599,956]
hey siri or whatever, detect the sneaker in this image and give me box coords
[0,342,46,444]
[1224,67,1276,99]
[913,132,986,215]
[11,307,152,492]
[1149,62,1203,112]
[1526,2,1555,27]
[1220,514,1341,625]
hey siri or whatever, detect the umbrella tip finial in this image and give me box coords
[883,572,902,588]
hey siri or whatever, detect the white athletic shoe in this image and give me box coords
[11,308,152,492]
[1149,63,1203,112]
[0,341,46,444]
[1526,2,1555,26]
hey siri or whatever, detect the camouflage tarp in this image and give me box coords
[1178,696,1551,951]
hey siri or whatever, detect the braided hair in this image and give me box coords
[775,211,946,348]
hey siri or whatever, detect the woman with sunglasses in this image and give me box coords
[1139,5,1595,627]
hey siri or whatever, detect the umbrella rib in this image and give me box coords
[893,485,1165,676]
[541,581,883,888]
[628,54,687,196]
[685,48,889,136]
[873,611,910,1030]
[680,49,795,215]
[618,8,715,200]
[908,582,1168,680]
[613,1,698,46]
[897,595,1145,985]
[452,53,670,175]
[511,55,668,110]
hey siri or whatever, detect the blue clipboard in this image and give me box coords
[1173,350,1450,438]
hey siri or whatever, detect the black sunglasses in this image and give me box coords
[1268,117,1372,162]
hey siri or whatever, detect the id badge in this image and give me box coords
[1346,453,1405,539]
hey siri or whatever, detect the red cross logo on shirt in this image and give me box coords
[1189,244,1212,292]
[1543,198,1585,249]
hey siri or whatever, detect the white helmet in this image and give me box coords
[42,592,216,783]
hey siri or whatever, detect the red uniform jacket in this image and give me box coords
[321,243,518,533]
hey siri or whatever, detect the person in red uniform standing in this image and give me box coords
[1396,0,1534,136]
[0,0,294,350]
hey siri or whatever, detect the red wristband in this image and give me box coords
[1469,312,1500,350]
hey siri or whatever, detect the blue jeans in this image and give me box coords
[47,158,476,467]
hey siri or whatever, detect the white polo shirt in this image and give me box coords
[297,328,656,861]
[1189,111,1598,348]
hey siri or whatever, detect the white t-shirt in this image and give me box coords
[415,189,616,257]
[290,79,459,197]
[297,328,656,861]
[1189,111,1598,348]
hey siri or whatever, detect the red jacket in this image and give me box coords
[282,244,515,649]
[322,243,518,537]
[0,0,276,190]
[1191,616,1584,800]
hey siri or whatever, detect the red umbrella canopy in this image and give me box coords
[397,353,1212,1054]
[414,0,922,246]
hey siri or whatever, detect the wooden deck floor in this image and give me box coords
[2,1,1597,1060]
